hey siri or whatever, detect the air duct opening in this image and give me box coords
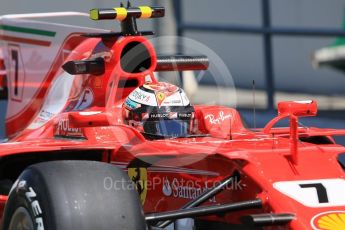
[120,41,152,73]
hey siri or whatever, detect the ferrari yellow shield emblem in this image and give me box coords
[128,167,148,205]
[156,92,166,106]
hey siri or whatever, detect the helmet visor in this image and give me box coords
[143,119,189,138]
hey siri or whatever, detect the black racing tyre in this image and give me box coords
[2,160,146,230]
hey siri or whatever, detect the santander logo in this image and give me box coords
[205,111,231,125]
[162,177,216,202]
[162,177,173,197]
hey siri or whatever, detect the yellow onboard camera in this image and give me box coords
[90,6,165,21]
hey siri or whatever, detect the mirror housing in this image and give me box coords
[62,58,105,76]
[278,100,317,117]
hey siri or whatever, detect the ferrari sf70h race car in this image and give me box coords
[0,3,345,230]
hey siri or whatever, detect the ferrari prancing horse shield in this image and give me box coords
[128,167,148,205]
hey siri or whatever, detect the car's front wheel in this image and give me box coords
[2,160,146,230]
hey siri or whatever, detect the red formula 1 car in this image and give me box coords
[0,4,345,230]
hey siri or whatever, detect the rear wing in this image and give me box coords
[0,12,108,137]
[0,12,88,20]
[0,49,7,99]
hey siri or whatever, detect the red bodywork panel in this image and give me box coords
[0,24,345,230]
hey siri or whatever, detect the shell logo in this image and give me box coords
[311,211,345,230]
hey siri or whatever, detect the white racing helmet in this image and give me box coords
[122,82,194,138]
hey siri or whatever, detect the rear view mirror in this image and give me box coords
[62,58,105,76]
[278,100,317,117]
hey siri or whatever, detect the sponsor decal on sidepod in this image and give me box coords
[162,177,216,203]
